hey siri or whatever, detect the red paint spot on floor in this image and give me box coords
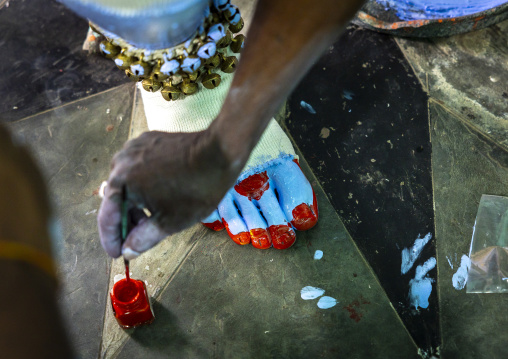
[234,172,269,200]
[344,296,370,322]
[106,124,114,132]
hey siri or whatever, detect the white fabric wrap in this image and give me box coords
[139,71,297,181]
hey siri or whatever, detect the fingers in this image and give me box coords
[122,218,168,260]
[98,185,123,258]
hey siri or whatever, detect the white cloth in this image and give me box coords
[139,71,296,179]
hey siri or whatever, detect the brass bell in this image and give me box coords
[161,84,181,101]
[180,79,198,95]
[151,62,169,82]
[220,56,238,73]
[230,34,245,53]
[142,79,162,93]
[216,31,232,48]
[204,53,221,70]
[188,70,202,82]
[125,69,140,82]
[229,17,244,34]
[201,73,221,89]
[130,60,152,78]
[100,41,121,59]
[113,53,132,70]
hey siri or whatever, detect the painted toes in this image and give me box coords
[249,228,272,249]
[291,192,318,231]
[269,224,296,250]
[218,192,251,246]
[201,210,225,231]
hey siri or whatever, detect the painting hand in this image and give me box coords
[97,130,236,259]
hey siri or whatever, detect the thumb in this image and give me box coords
[121,218,168,260]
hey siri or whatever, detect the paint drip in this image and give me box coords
[317,296,337,309]
[300,101,316,114]
[408,257,436,309]
[401,232,432,274]
[314,250,323,260]
[452,255,471,290]
[301,286,325,300]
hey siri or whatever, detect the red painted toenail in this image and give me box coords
[202,220,225,231]
[250,228,272,249]
[269,225,296,249]
[291,192,318,231]
[222,218,251,245]
[234,172,270,200]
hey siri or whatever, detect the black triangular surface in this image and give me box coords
[286,25,439,354]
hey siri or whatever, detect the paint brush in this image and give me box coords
[120,186,130,281]
[110,186,155,328]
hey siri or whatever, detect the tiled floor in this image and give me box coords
[1,1,507,358]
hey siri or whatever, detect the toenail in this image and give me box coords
[269,225,296,250]
[250,228,271,249]
[234,172,270,200]
[291,203,318,231]
[202,220,225,231]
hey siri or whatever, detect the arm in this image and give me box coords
[213,0,366,167]
[99,0,366,258]
[0,125,73,358]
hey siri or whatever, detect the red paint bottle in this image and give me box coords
[110,190,154,328]
[110,268,154,329]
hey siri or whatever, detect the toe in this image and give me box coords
[269,159,318,231]
[257,186,296,250]
[218,192,250,246]
[291,191,318,231]
[232,190,272,249]
[268,224,296,250]
[201,210,225,231]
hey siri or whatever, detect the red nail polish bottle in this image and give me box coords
[110,265,154,329]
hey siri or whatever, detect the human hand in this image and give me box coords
[202,158,318,249]
[98,129,238,259]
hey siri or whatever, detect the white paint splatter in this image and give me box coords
[446,255,454,269]
[301,286,325,300]
[85,209,97,215]
[300,101,316,114]
[343,90,354,100]
[452,255,471,290]
[314,250,323,260]
[317,296,337,309]
[401,233,433,274]
[409,257,436,309]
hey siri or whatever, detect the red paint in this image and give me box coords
[202,220,225,231]
[269,224,296,250]
[250,228,272,249]
[110,278,154,329]
[222,218,250,245]
[291,191,319,231]
[234,172,269,200]
[343,297,370,323]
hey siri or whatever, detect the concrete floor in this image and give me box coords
[1,0,507,358]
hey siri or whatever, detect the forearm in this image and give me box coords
[211,0,366,168]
